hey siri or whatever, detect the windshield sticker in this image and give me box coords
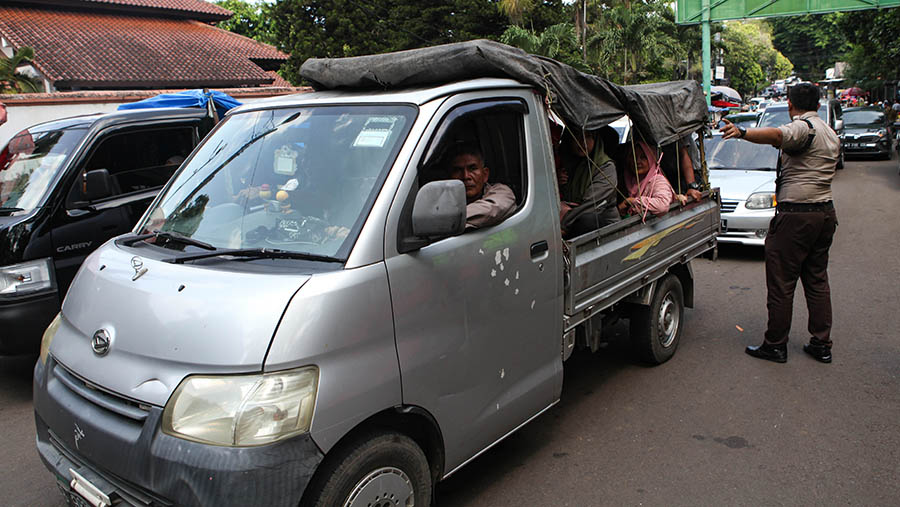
[274,145,298,175]
[352,116,400,148]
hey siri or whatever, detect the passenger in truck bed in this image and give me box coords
[619,140,685,219]
[445,142,516,230]
[557,128,620,237]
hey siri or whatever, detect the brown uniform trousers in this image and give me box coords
[763,203,837,349]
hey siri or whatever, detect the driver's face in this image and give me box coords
[449,153,489,201]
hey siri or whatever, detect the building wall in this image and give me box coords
[1,87,310,147]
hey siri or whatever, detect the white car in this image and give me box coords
[705,133,778,246]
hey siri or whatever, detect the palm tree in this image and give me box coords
[498,0,535,27]
[1,47,42,94]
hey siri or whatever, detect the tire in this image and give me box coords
[301,431,432,507]
[629,274,684,365]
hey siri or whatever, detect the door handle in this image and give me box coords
[530,240,549,260]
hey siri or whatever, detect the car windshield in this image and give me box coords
[0,127,86,213]
[138,104,416,260]
[758,103,827,128]
[843,109,883,126]
[704,135,779,171]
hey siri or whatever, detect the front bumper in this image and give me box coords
[34,356,324,506]
[718,201,773,246]
[0,290,59,354]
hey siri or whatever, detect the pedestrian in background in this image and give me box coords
[720,82,839,364]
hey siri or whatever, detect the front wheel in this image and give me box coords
[301,431,432,507]
[629,274,684,365]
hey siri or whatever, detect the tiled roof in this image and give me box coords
[0,7,289,89]
[7,0,233,21]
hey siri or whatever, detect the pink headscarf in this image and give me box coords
[624,140,662,200]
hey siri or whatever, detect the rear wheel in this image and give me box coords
[302,431,432,507]
[630,275,684,365]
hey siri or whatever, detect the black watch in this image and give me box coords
[737,125,747,138]
[687,181,701,191]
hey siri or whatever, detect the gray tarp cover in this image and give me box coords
[300,40,708,147]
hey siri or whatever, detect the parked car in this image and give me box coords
[34,41,720,507]
[841,106,892,159]
[0,107,214,354]
[705,133,778,246]
[758,99,844,169]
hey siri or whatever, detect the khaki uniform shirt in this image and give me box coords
[777,111,840,203]
[466,182,516,229]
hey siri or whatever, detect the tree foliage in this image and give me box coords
[501,23,588,71]
[838,8,900,86]
[214,0,275,45]
[721,21,792,98]
[269,0,508,84]
[769,14,848,82]
[1,46,42,94]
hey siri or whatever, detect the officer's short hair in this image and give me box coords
[788,83,820,112]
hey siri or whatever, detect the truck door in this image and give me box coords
[51,123,198,295]
[385,93,564,473]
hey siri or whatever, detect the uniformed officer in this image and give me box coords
[720,82,840,364]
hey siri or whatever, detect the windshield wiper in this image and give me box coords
[118,230,216,250]
[164,247,343,265]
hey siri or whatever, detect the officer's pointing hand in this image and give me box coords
[720,119,740,140]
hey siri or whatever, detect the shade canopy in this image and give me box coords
[300,40,708,147]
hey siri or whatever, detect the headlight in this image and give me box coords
[745,192,776,209]
[877,129,886,138]
[162,366,318,447]
[39,313,61,365]
[0,258,55,299]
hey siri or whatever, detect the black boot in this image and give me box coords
[802,343,832,363]
[745,343,787,363]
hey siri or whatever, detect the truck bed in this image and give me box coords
[563,192,720,331]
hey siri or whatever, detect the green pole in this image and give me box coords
[702,0,711,106]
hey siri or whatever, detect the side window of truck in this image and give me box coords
[421,99,528,205]
[67,126,196,206]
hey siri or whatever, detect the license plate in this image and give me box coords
[63,469,112,507]
[720,219,728,233]
[848,143,860,148]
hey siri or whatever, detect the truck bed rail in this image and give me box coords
[563,192,720,331]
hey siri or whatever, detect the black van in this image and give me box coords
[0,107,213,354]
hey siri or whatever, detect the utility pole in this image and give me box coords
[701,0,711,105]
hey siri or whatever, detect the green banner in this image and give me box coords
[677,0,900,24]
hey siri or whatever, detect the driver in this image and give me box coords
[445,142,515,230]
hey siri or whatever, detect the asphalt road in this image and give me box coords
[2,157,898,507]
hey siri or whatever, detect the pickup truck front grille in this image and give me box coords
[720,199,739,213]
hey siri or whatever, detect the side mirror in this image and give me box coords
[834,119,844,132]
[83,169,114,201]
[411,180,466,239]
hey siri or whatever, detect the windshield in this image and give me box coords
[139,104,416,260]
[843,109,884,126]
[704,135,779,170]
[0,127,86,212]
[758,103,827,128]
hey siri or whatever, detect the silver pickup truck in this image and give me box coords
[34,42,719,506]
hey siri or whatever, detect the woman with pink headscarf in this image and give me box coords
[618,140,684,220]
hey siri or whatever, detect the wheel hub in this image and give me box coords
[657,293,679,348]
[344,467,416,507]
